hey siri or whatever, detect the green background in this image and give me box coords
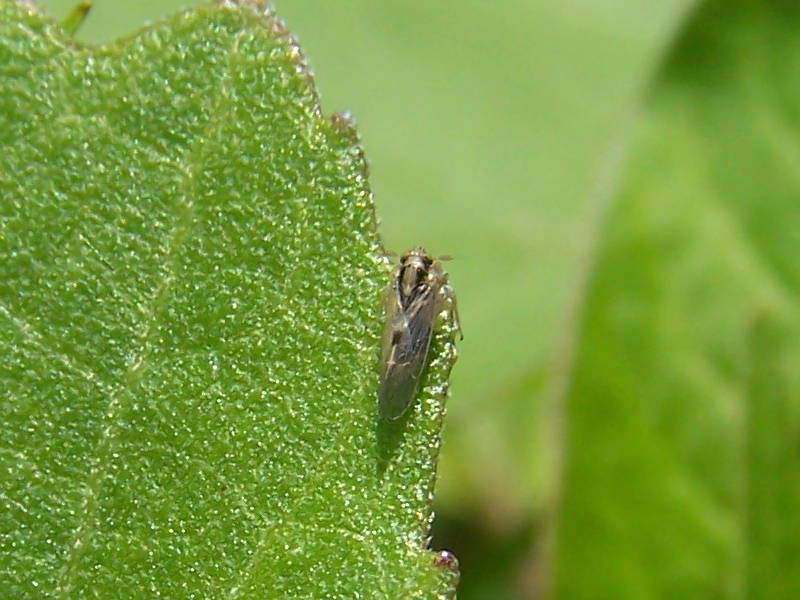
[35,1,800,598]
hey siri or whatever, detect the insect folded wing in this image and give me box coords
[378,323,423,420]
[378,247,448,421]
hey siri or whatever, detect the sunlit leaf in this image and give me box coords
[0,2,459,597]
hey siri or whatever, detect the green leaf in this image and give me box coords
[549,1,800,597]
[0,1,459,597]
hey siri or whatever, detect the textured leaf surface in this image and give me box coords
[553,1,800,597]
[0,1,458,597]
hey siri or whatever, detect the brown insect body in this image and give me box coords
[378,247,458,420]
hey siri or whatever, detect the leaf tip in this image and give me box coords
[432,549,459,572]
[432,550,460,599]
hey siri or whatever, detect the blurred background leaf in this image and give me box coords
[33,0,800,598]
[551,3,800,598]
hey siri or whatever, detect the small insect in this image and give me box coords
[378,247,461,420]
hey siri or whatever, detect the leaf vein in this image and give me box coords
[53,32,242,599]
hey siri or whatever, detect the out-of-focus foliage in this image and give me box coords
[32,0,800,598]
[0,1,458,597]
[556,3,800,597]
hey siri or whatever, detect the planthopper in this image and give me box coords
[378,247,461,420]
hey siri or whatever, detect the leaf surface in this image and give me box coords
[0,2,459,597]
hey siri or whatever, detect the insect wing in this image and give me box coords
[378,287,438,420]
[378,281,405,376]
